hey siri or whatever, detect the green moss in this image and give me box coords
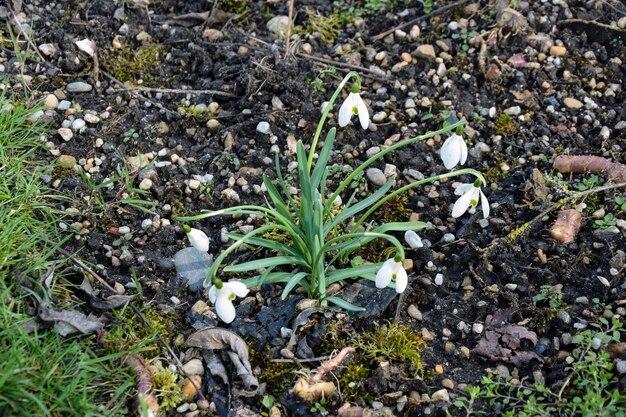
[355,323,425,376]
[505,222,529,244]
[338,363,372,402]
[248,345,298,394]
[495,113,516,137]
[104,305,175,356]
[221,0,251,14]
[376,194,410,224]
[105,45,168,87]
[150,364,184,410]
[301,9,341,44]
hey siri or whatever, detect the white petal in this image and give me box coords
[356,95,369,129]
[187,228,210,252]
[405,230,423,249]
[208,285,217,303]
[455,183,474,196]
[338,94,356,127]
[452,188,474,218]
[459,136,468,166]
[225,281,249,298]
[215,293,237,323]
[480,189,490,218]
[375,259,395,289]
[440,135,461,169]
[394,264,408,293]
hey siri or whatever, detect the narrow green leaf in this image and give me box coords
[326,181,393,231]
[311,127,336,190]
[224,256,307,272]
[281,272,309,299]
[325,296,366,312]
[372,221,428,233]
[326,263,383,285]
[225,232,300,257]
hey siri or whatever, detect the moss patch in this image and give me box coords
[104,45,168,87]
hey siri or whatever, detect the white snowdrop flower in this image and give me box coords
[184,225,210,252]
[440,133,468,170]
[404,230,423,249]
[208,279,250,324]
[452,181,490,219]
[338,92,369,129]
[375,257,408,293]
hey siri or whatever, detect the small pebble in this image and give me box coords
[256,121,270,134]
[66,82,93,93]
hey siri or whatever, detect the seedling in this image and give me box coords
[593,213,616,229]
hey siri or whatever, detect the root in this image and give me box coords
[550,209,582,244]
[554,155,626,183]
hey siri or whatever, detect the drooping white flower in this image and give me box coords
[338,92,369,129]
[185,226,210,252]
[375,258,408,293]
[440,133,468,170]
[404,230,424,249]
[208,280,250,323]
[452,182,490,219]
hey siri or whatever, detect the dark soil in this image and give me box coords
[3,0,626,415]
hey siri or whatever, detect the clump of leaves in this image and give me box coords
[615,195,626,211]
[593,213,617,229]
[495,113,516,137]
[356,323,425,376]
[150,364,184,410]
[573,174,602,191]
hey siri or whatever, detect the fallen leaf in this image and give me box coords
[38,301,104,336]
[185,327,259,392]
[473,309,542,366]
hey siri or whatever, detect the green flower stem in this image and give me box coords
[351,168,486,233]
[329,119,468,206]
[307,71,360,174]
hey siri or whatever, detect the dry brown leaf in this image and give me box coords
[185,327,259,392]
[38,301,104,336]
[80,277,135,310]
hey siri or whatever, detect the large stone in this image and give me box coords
[414,44,436,60]
[173,247,214,292]
[266,16,289,38]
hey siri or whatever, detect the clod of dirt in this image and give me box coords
[550,209,583,244]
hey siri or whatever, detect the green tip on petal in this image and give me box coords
[352,106,358,115]
[394,253,403,263]
[182,224,191,233]
[214,278,223,289]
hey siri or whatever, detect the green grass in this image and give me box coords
[0,94,135,416]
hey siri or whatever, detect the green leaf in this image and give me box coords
[326,263,382,285]
[225,232,300,257]
[224,255,307,272]
[262,174,294,224]
[372,221,428,233]
[326,181,393,231]
[310,127,336,190]
[281,272,309,300]
[325,296,365,311]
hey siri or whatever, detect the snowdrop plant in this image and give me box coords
[178,71,487,318]
[440,132,467,169]
[183,224,210,253]
[452,179,490,219]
